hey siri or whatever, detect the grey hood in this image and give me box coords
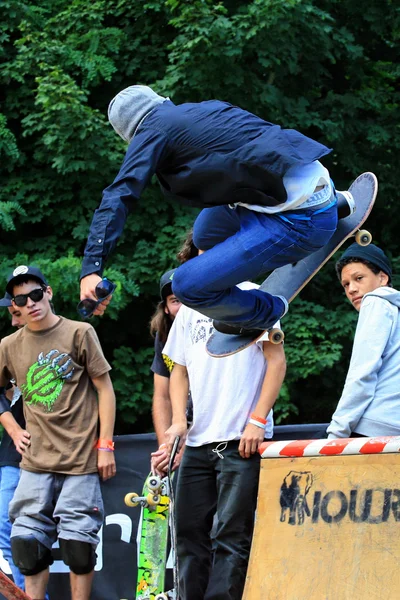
[364,286,400,309]
[108,85,168,143]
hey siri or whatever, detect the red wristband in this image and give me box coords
[96,439,115,451]
[250,413,267,425]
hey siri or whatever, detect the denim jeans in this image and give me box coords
[175,441,260,600]
[0,466,25,590]
[172,196,338,330]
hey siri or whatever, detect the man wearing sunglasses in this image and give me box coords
[0,265,116,600]
[80,85,346,335]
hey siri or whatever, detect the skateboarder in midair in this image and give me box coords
[80,85,347,334]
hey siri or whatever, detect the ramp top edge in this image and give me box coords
[259,436,400,458]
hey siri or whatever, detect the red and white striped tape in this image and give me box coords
[259,436,400,458]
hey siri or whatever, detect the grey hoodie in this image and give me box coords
[327,286,400,438]
[108,85,168,142]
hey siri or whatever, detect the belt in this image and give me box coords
[278,199,337,223]
[305,197,337,212]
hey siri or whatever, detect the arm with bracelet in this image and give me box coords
[239,340,286,458]
[92,372,116,481]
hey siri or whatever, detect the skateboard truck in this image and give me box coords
[124,475,166,509]
[214,321,285,345]
[124,491,162,508]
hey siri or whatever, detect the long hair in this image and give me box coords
[176,228,198,263]
[149,301,172,344]
[149,228,198,343]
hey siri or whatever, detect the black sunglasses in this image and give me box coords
[12,287,46,307]
[77,278,116,318]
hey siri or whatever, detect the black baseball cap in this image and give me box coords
[0,292,12,307]
[6,265,49,296]
[159,268,176,301]
[337,243,392,280]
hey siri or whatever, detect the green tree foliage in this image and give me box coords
[0,0,398,429]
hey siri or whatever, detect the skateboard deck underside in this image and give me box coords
[136,475,170,600]
[207,172,377,357]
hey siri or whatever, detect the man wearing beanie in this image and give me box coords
[80,85,351,336]
[327,243,400,439]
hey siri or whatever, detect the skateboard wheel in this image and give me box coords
[147,475,162,491]
[269,328,285,344]
[124,492,140,507]
[155,594,168,600]
[355,229,372,246]
[147,493,161,506]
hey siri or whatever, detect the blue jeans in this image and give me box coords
[0,466,25,590]
[175,441,260,600]
[173,195,337,329]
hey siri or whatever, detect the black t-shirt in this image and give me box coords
[0,396,25,468]
[150,332,193,424]
[151,332,173,378]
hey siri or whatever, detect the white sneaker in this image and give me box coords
[275,295,289,318]
[336,190,356,219]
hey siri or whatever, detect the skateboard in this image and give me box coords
[0,572,31,600]
[124,437,181,600]
[166,437,180,600]
[206,172,378,357]
[125,473,171,600]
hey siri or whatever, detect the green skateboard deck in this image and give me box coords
[125,473,171,600]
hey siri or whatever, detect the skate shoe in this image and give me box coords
[336,190,356,219]
[213,294,288,336]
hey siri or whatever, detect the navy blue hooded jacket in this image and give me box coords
[81,100,331,278]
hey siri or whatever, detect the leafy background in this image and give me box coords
[0,0,399,431]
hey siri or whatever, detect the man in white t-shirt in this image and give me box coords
[164,283,286,600]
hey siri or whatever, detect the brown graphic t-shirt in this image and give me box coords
[0,317,111,475]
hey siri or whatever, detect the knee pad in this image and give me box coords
[11,535,53,576]
[59,539,96,575]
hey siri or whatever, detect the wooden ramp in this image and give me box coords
[243,437,400,600]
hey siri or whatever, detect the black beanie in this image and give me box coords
[338,243,392,280]
[159,268,176,301]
